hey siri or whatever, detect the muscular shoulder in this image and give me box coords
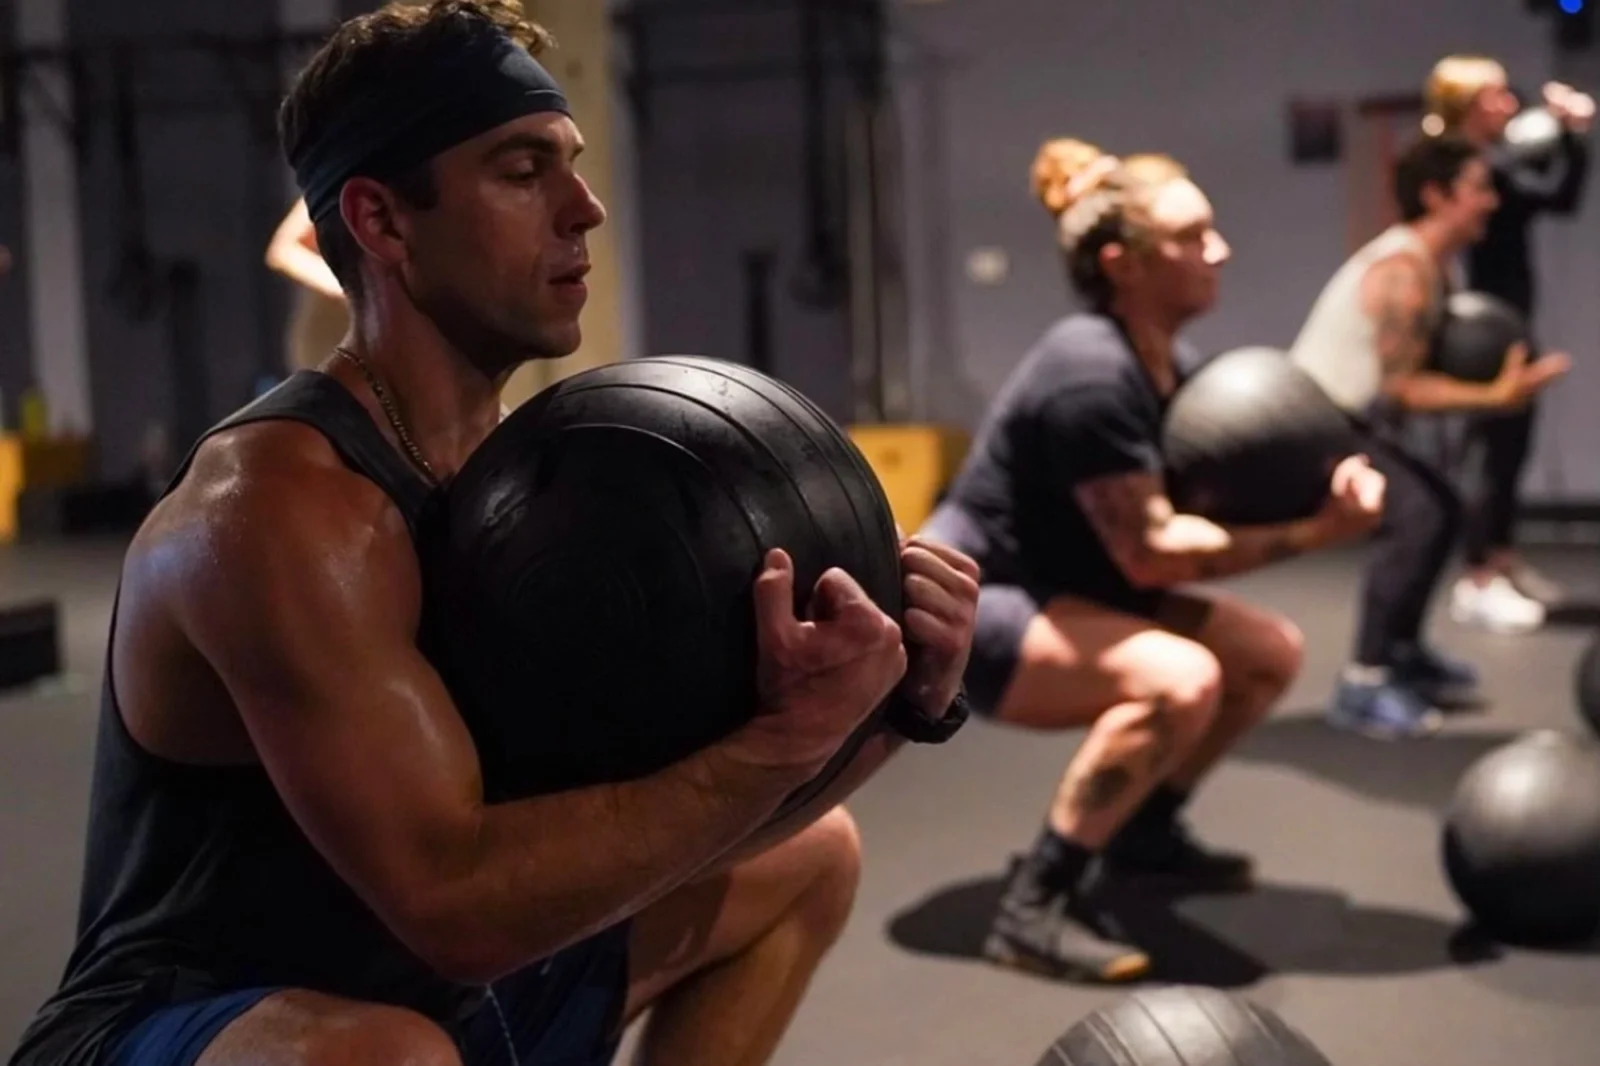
[132,421,419,618]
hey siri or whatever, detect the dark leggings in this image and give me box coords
[1461,399,1538,566]
[1354,427,1464,667]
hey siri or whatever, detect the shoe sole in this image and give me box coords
[1449,605,1544,636]
[1326,712,1443,740]
[981,933,1152,984]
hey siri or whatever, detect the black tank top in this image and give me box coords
[8,372,484,1066]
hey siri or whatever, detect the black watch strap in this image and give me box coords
[883,687,971,744]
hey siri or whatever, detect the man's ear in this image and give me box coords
[340,177,412,272]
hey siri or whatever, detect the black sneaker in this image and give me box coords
[982,858,1151,983]
[1102,819,1255,892]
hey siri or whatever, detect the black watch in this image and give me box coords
[883,687,971,744]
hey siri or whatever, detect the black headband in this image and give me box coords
[291,26,571,223]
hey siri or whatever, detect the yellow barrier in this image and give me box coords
[0,434,93,543]
[847,423,970,535]
[0,437,19,543]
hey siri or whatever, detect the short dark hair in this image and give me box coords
[277,1,555,299]
[1393,133,1482,222]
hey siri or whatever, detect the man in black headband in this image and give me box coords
[6,3,978,1066]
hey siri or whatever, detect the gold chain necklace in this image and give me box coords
[333,346,440,486]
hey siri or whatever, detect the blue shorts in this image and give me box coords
[107,926,630,1066]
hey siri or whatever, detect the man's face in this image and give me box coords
[1115,178,1231,322]
[1430,156,1500,245]
[396,112,607,374]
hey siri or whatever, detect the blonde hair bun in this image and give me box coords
[1031,138,1114,217]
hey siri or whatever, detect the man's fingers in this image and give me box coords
[901,545,982,607]
[904,607,970,659]
[903,572,968,626]
[809,568,901,645]
[1359,474,1386,513]
[904,537,982,582]
[752,549,799,646]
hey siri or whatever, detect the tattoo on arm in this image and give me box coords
[1075,473,1165,578]
[1190,532,1299,580]
[1078,472,1309,586]
[1368,259,1433,380]
[1077,476,1157,546]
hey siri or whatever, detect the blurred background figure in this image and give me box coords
[1423,55,1593,633]
[265,196,351,373]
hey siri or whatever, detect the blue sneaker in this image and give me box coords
[1390,643,1480,701]
[1326,675,1443,739]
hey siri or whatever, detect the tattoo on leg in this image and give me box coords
[1072,766,1133,813]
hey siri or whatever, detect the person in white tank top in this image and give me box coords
[266,197,352,373]
[1289,141,1562,422]
[1286,134,1569,740]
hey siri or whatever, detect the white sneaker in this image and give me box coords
[1450,576,1546,635]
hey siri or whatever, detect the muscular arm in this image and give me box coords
[1075,471,1323,589]
[1362,254,1513,413]
[707,731,904,872]
[265,198,346,301]
[182,446,802,984]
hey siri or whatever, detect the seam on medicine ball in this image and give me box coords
[1089,1012,1140,1066]
[564,376,812,554]
[1133,996,1191,1066]
[671,357,900,608]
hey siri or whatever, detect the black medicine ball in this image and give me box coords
[1442,731,1600,945]
[1575,630,1600,737]
[1430,291,1529,383]
[1037,986,1333,1066]
[425,356,904,818]
[1161,346,1360,527]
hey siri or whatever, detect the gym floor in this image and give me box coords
[4,539,1600,1065]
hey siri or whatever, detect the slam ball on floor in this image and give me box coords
[1036,985,1333,1066]
[1574,630,1600,737]
[1161,346,1360,526]
[425,355,903,818]
[1442,731,1600,945]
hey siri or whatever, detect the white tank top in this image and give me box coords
[1287,224,1442,415]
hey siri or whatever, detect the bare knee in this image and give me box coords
[791,806,863,943]
[1238,613,1304,710]
[1137,637,1224,748]
[202,994,461,1066]
[308,1008,461,1066]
